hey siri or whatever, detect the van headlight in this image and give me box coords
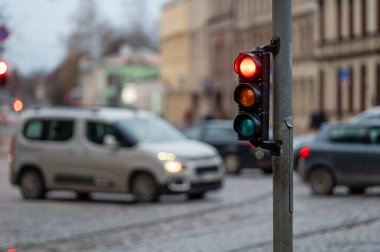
[164,161,183,173]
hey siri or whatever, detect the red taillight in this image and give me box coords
[299,146,310,159]
[247,142,256,149]
[8,135,16,162]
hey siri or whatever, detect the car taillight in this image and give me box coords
[247,142,256,149]
[8,135,15,162]
[299,146,310,159]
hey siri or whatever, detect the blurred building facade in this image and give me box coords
[160,0,192,127]
[80,46,163,114]
[160,0,380,132]
[316,0,380,122]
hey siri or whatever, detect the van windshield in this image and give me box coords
[115,117,185,143]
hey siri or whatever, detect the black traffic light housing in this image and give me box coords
[233,48,270,144]
[233,39,280,154]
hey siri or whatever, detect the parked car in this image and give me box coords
[293,133,315,171]
[350,106,380,124]
[9,107,224,202]
[183,120,272,174]
[297,122,380,195]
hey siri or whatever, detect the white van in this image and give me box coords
[9,107,224,202]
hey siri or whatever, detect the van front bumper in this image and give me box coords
[159,179,223,194]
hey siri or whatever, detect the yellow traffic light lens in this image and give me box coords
[240,87,256,107]
[239,57,257,78]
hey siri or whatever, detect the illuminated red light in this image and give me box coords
[234,54,262,79]
[0,61,7,75]
[8,248,17,252]
[299,146,310,159]
[239,57,257,78]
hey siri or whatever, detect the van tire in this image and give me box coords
[20,170,45,199]
[131,174,159,203]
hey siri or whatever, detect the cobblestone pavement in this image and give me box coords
[1,157,380,252]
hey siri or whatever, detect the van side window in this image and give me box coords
[24,121,44,140]
[86,122,113,145]
[47,121,74,141]
[24,120,74,141]
[329,127,369,144]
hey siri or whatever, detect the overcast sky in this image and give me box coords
[0,0,166,75]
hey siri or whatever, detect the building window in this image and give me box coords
[349,0,354,38]
[349,67,354,113]
[319,69,325,111]
[319,0,325,43]
[360,65,367,111]
[378,0,380,32]
[361,0,367,36]
[377,64,380,106]
[336,69,342,119]
[336,0,342,41]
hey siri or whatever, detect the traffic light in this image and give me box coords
[13,99,24,112]
[0,60,8,87]
[233,48,270,147]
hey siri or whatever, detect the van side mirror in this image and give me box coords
[103,135,119,149]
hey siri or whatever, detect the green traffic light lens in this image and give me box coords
[239,117,255,137]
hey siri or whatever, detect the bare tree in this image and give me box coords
[66,0,107,58]
[121,0,155,49]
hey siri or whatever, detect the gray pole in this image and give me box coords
[272,0,293,251]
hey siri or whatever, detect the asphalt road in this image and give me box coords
[1,157,380,252]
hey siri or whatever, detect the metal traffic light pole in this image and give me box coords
[272,0,293,251]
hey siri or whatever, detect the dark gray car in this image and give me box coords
[297,122,380,195]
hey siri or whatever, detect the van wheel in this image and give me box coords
[131,174,159,203]
[20,170,45,199]
[224,154,241,174]
[308,167,335,195]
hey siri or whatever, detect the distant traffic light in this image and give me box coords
[233,48,270,147]
[0,60,8,87]
[13,99,23,112]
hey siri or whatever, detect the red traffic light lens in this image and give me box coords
[0,61,7,75]
[234,54,262,79]
[240,57,257,78]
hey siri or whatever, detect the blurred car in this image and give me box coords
[293,133,315,171]
[297,122,380,195]
[183,120,272,174]
[9,107,224,202]
[349,106,380,124]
